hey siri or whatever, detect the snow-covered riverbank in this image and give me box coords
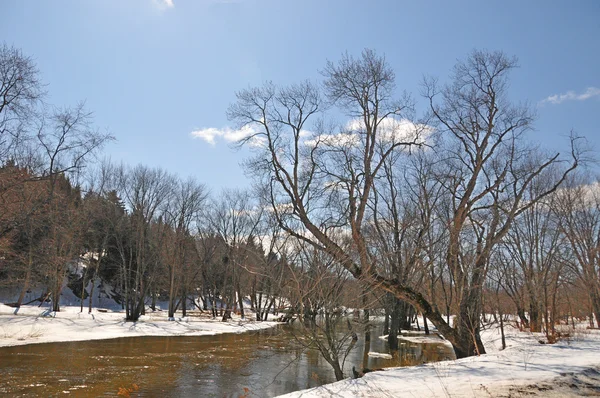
[279,323,600,397]
[0,304,279,348]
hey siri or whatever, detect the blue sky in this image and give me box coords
[2,0,599,190]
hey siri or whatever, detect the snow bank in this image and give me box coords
[0,304,279,348]
[278,324,600,397]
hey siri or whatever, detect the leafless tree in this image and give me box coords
[118,164,175,321]
[78,161,126,313]
[205,189,261,319]
[286,243,362,381]
[497,187,565,333]
[247,210,289,321]
[162,177,207,318]
[230,49,578,358]
[554,174,600,328]
[0,43,44,164]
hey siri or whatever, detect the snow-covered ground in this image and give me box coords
[0,303,279,348]
[278,323,600,397]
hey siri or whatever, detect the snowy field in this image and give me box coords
[279,323,600,397]
[0,303,279,348]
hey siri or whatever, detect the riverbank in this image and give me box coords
[0,303,279,348]
[279,323,600,397]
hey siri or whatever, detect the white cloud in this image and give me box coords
[305,118,431,148]
[152,0,174,10]
[541,87,600,105]
[192,118,431,151]
[190,125,265,147]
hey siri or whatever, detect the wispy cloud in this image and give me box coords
[190,125,265,147]
[152,0,174,11]
[541,87,600,105]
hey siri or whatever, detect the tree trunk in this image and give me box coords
[16,260,32,308]
[529,302,542,332]
[330,358,344,381]
[383,312,389,335]
[589,289,600,328]
[398,301,412,331]
[362,337,371,371]
[150,290,157,312]
[80,272,85,313]
[266,297,276,321]
[16,229,34,308]
[236,282,244,319]
[88,275,96,313]
[388,299,400,351]
[168,268,177,318]
[453,299,486,358]
[516,307,529,329]
[52,276,62,312]
[499,311,506,350]
[181,288,187,317]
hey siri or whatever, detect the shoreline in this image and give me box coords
[3,304,599,397]
[0,303,280,348]
[277,323,600,397]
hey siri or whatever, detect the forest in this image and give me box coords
[1,42,598,373]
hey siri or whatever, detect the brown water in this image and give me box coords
[0,323,454,397]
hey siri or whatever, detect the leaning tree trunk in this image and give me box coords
[452,290,486,358]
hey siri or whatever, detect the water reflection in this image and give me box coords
[0,322,454,397]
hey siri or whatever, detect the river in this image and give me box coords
[0,322,455,397]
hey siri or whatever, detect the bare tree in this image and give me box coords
[555,175,600,328]
[205,189,261,320]
[286,243,362,381]
[162,177,207,318]
[77,162,127,313]
[0,42,43,164]
[118,165,175,321]
[6,104,112,310]
[421,51,578,355]
[0,44,45,243]
[250,211,290,321]
[497,189,565,333]
[230,49,578,358]
[34,104,113,312]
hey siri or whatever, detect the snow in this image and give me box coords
[278,323,600,397]
[367,352,393,359]
[377,333,450,345]
[0,303,279,348]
